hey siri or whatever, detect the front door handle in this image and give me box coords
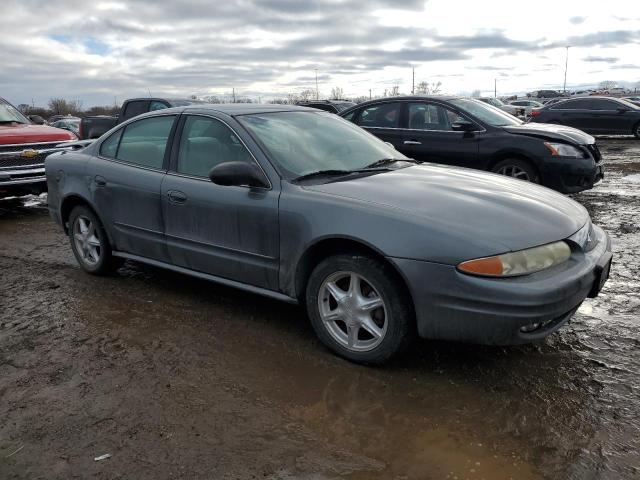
[167,190,187,204]
[94,175,106,187]
[403,140,422,145]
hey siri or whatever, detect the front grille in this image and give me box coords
[0,154,46,169]
[0,141,64,154]
[0,141,74,170]
[586,143,601,161]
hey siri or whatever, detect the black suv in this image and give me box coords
[296,100,356,114]
[530,96,640,138]
[339,96,604,193]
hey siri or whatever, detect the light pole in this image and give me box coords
[315,69,319,100]
[563,46,570,93]
[494,78,497,97]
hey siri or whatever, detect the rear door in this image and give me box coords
[547,99,591,130]
[399,101,480,168]
[89,114,177,261]
[161,114,280,289]
[353,101,404,150]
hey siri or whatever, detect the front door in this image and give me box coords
[162,114,280,290]
[399,102,480,168]
[89,114,176,261]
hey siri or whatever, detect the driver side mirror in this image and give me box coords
[617,107,629,113]
[209,161,269,188]
[451,120,477,132]
[29,115,45,125]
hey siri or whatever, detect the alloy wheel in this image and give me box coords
[318,271,388,352]
[73,215,102,266]
[496,164,531,181]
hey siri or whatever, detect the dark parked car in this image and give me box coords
[529,96,640,138]
[339,96,604,193]
[79,97,208,139]
[46,104,612,364]
[296,99,356,113]
[530,90,565,99]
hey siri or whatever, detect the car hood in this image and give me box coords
[503,123,594,145]
[0,124,77,145]
[305,164,588,256]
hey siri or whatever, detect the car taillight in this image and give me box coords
[530,110,541,117]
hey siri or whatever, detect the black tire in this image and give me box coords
[305,254,414,365]
[491,158,539,183]
[633,122,640,140]
[68,205,121,275]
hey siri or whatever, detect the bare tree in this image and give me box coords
[299,89,315,101]
[330,86,344,99]
[415,81,442,95]
[599,80,617,90]
[390,85,400,96]
[47,98,83,116]
[470,89,482,98]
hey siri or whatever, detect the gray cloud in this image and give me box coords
[584,56,619,63]
[570,16,587,25]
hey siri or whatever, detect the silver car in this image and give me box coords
[46,104,613,364]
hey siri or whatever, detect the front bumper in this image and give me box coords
[540,154,604,194]
[390,225,612,345]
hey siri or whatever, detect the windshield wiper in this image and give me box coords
[293,169,356,182]
[363,158,421,169]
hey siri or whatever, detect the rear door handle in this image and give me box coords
[94,175,106,187]
[167,190,187,204]
[403,140,422,145]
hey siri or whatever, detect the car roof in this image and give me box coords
[144,103,314,117]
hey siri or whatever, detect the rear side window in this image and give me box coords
[356,102,401,128]
[99,129,122,158]
[177,116,254,177]
[114,116,175,169]
[121,100,149,120]
[149,101,169,111]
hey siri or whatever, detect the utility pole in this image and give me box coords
[412,67,415,94]
[563,46,570,93]
[369,89,372,100]
[494,78,497,98]
[315,69,319,100]
[232,88,236,103]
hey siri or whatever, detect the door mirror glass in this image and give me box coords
[451,120,477,132]
[29,115,45,125]
[617,107,628,113]
[209,161,268,188]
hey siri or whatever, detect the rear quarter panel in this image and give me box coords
[45,150,93,228]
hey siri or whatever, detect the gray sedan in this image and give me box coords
[46,104,612,364]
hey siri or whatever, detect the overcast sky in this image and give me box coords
[1,0,639,107]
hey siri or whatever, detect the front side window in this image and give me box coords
[114,116,175,169]
[356,102,401,128]
[408,103,464,131]
[177,116,254,177]
[238,111,407,180]
[99,129,122,158]
[590,100,622,111]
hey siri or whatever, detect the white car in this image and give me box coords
[509,100,544,116]
[608,87,628,96]
[478,97,522,116]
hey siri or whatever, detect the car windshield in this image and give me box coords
[238,111,409,180]
[451,98,523,127]
[618,98,640,110]
[0,100,30,124]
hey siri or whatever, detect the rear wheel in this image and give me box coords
[491,158,539,183]
[306,254,414,364]
[69,205,121,275]
[633,122,640,139]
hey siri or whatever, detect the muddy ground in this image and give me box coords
[1,138,639,480]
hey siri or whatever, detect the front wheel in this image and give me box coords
[305,254,414,364]
[68,205,121,275]
[491,158,539,183]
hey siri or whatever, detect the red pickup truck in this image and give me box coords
[1,97,77,198]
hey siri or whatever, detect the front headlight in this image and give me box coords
[458,241,571,277]
[544,142,584,158]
